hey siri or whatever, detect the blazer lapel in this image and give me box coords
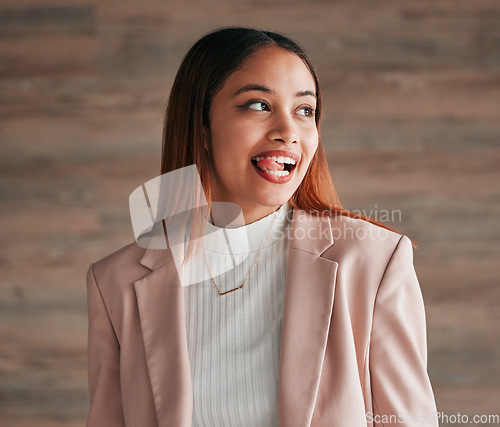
[278,209,339,427]
[133,208,338,427]
[133,247,193,427]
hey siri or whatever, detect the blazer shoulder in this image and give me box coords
[322,214,416,303]
[89,241,149,293]
[325,213,407,266]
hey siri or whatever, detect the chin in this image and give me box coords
[251,189,295,210]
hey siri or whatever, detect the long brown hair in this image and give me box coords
[160,27,412,249]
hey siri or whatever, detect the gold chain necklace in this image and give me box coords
[201,210,278,296]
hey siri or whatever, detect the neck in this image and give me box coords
[242,205,280,225]
[210,200,281,227]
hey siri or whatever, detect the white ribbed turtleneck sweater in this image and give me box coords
[182,202,291,427]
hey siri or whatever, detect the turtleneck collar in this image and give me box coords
[200,202,291,255]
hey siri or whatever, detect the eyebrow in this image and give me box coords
[232,84,316,99]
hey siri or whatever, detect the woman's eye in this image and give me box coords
[297,106,315,117]
[246,101,269,111]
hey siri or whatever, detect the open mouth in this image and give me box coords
[251,155,297,177]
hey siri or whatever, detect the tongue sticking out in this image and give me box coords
[256,158,284,171]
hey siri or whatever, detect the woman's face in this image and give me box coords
[206,46,319,223]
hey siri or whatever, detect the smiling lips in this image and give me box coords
[251,150,300,182]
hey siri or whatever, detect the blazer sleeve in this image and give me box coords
[369,235,439,427]
[86,263,126,427]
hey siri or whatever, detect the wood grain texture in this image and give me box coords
[0,0,499,424]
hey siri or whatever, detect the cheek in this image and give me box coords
[212,125,256,164]
[210,131,250,177]
[210,125,235,163]
[303,130,319,160]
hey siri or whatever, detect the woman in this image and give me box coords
[86,27,438,426]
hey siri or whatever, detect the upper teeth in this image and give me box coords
[252,156,296,165]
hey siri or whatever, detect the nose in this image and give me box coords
[266,111,300,144]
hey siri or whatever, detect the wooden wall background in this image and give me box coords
[0,0,499,425]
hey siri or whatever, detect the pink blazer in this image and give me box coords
[86,209,438,426]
